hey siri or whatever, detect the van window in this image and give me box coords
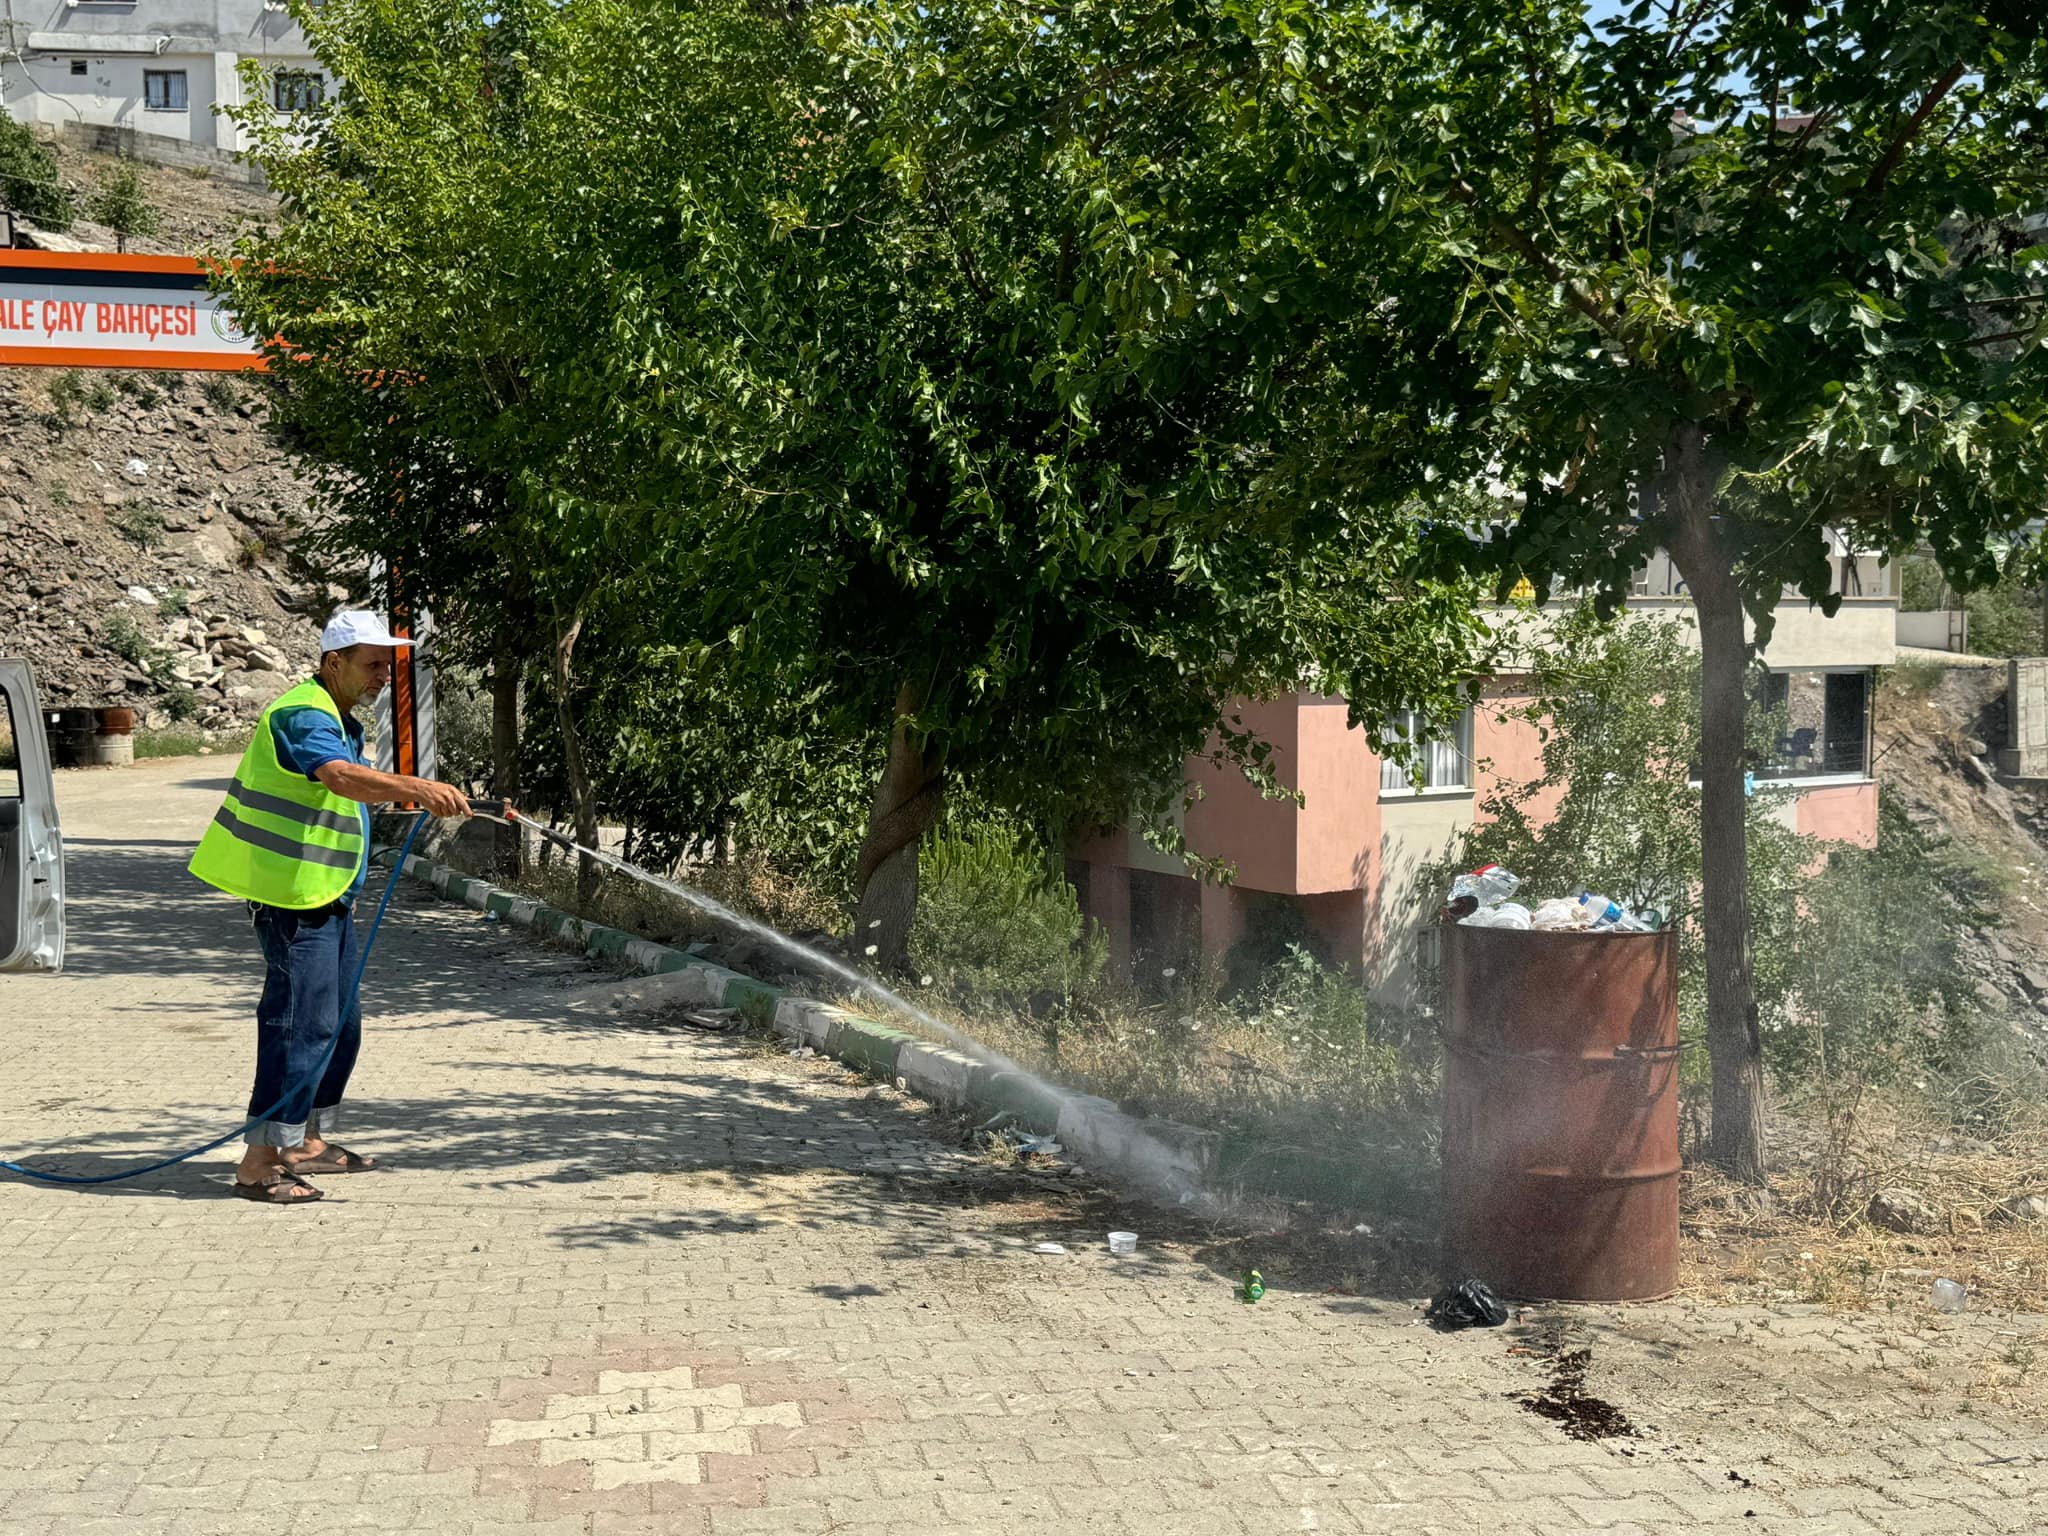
[0,694,19,799]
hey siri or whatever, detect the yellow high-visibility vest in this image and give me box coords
[188,679,366,909]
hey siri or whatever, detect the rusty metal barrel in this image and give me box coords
[1440,923,1680,1301]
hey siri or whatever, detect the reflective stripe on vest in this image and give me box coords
[207,804,363,869]
[187,679,367,909]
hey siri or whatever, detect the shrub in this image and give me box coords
[84,378,117,413]
[163,687,201,723]
[911,826,1105,1005]
[85,159,163,253]
[103,611,152,666]
[45,371,87,428]
[1222,892,1330,996]
[0,116,73,229]
[1243,944,1394,1059]
[158,588,191,617]
[202,377,240,413]
[111,502,167,549]
[1771,792,1989,1084]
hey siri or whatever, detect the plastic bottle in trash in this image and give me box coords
[1577,893,1626,928]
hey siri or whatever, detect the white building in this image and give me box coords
[0,1,322,166]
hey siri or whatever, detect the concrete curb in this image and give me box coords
[372,848,1219,1200]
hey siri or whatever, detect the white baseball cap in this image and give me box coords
[320,609,415,652]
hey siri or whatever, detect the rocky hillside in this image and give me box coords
[1880,660,2048,1071]
[0,364,340,728]
[1,140,342,732]
[21,133,277,259]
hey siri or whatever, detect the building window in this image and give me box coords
[273,70,324,113]
[143,70,188,112]
[1380,707,1473,794]
[69,60,88,77]
[1753,669,1873,779]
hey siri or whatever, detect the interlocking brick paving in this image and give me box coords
[1,760,2042,1535]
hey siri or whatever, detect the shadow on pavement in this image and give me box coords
[11,814,1442,1306]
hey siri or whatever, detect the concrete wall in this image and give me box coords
[59,119,266,185]
[1616,596,1897,669]
[1999,658,2048,779]
[1896,609,1970,653]
[5,0,306,48]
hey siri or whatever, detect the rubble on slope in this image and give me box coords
[0,367,348,728]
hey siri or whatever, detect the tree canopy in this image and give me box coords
[1215,0,2048,1177]
[226,0,1487,963]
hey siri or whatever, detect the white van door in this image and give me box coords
[0,660,65,973]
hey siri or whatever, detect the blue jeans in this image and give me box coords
[245,901,360,1149]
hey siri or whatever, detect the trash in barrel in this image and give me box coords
[1439,873,1681,1303]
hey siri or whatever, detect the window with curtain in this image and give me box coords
[143,70,187,111]
[1379,708,1472,794]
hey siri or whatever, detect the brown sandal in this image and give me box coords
[232,1167,324,1204]
[289,1145,378,1175]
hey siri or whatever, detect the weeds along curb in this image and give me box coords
[371,848,1220,1201]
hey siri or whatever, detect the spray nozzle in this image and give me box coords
[466,798,518,821]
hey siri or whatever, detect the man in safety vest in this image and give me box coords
[189,610,471,1205]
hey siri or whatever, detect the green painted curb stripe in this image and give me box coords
[830,1019,912,1076]
[970,1070,1064,1135]
[720,975,784,1017]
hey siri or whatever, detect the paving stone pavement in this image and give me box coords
[1,759,2043,1536]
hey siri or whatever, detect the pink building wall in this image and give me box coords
[1073,686,1880,989]
[1795,782,1879,848]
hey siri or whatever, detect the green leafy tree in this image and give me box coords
[225,0,1487,967]
[1231,2,2048,1179]
[85,159,162,253]
[0,114,72,230]
[1443,609,1810,1042]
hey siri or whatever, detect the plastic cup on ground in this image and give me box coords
[1107,1231,1137,1256]
[1932,1278,1967,1313]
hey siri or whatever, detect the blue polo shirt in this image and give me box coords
[269,686,371,905]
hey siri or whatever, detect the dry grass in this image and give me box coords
[425,820,2048,1318]
[1679,1080,2048,1317]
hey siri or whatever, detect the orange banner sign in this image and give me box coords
[0,252,265,372]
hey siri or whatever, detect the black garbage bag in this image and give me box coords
[1425,1278,1509,1330]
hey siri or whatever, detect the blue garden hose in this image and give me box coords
[0,811,432,1187]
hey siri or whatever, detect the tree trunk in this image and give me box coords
[852,681,946,973]
[1663,424,1768,1184]
[548,612,602,912]
[491,640,522,879]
